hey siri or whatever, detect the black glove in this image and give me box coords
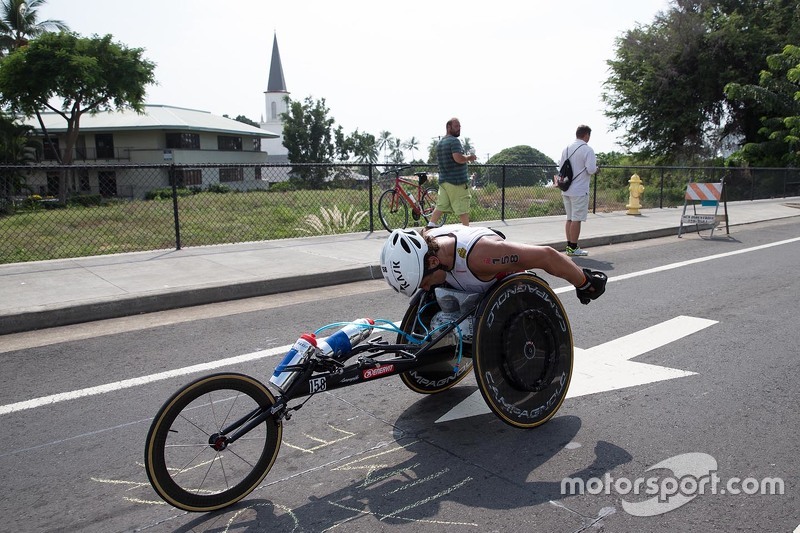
[576,268,607,305]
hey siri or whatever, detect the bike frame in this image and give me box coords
[219,295,475,445]
[389,173,428,215]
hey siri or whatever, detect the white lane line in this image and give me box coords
[2,235,799,416]
[0,346,287,415]
[551,235,800,294]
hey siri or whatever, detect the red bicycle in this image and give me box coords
[377,166,446,231]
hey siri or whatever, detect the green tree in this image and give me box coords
[280,96,336,188]
[227,114,259,128]
[0,111,38,202]
[484,145,555,187]
[725,44,800,166]
[0,32,156,201]
[349,129,378,164]
[603,0,800,163]
[427,138,438,164]
[0,0,67,56]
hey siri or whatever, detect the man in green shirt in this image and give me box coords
[427,117,477,227]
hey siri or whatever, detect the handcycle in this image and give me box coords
[144,272,573,512]
[377,165,446,231]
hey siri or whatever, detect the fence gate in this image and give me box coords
[678,180,729,238]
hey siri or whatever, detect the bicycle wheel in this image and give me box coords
[472,273,573,428]
[378,188,409,231]
[420,186,447,225]
[399,292,474,394]
[145,373,282,512]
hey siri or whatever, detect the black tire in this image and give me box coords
[378,188,409,231]
[145,373,282,512]
[420,186,447,225]
[399,292,474,394]
[472,273,573,428]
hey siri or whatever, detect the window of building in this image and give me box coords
[78,169,91,192]
[95,133,115,159]
[43,137,60,161]
[166,132,201,150]
[46,172,59,196]
[218,136,243,151]
[98,171,117,197]
[219,168,244,182]
[172,168,202,187]
[271,102,278,120]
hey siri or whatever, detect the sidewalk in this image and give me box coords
[2,197,799,335]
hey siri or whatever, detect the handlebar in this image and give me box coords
[380,165,413,177]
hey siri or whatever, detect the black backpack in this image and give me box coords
[555,144,585,192]
[556,159,574,192]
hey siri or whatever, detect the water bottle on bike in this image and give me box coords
[317,318,375,360]
[269,333,318,393]
[269,319,375,393]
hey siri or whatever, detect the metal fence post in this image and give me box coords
[659,168,665,208]
[501,165,506,221]
[592,174,597,214]
[368,164,375,232]
[170,164,181,250]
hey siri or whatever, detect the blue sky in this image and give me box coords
[39,0,671,160]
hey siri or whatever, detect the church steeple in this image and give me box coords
[261,32,289,160]
[267,33,287,93]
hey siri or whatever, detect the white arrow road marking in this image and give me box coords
[435,315,717,423]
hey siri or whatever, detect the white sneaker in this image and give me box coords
[567,247,589,257]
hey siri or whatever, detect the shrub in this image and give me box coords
[69,194,103,207]
[145,187,193,200]
[268,181,295,192]
[206,184,231,194]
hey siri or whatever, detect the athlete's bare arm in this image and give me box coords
[468,237,587,286]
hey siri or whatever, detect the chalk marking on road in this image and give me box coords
[2,236,797,416]
[282,424,357,453]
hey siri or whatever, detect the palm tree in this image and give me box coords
[377,130,392,164]
[403,136,420,162]
[0,0,68,56]
[390,137,405,164]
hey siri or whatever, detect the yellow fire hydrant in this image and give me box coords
[626,174,645,215]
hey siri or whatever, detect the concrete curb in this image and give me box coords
[0,265,384,335]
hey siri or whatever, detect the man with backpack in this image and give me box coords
[556,125,598,256]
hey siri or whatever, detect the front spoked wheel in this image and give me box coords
[473,273,573,428]
[378,189,409,231]
[145,373,282,512]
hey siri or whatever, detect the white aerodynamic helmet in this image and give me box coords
[380,229,428,296]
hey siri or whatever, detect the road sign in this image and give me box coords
[436,315,718,423]
[679,180,729,238]
[682,214,718,225]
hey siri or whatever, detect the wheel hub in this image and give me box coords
[502,310,556,392]
[209,433,228,451]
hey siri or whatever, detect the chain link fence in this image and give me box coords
[1,162,798,264]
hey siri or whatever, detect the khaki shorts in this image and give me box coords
[563,193,589,221]
[437,182,471,216]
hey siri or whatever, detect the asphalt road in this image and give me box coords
[1,219,798,533]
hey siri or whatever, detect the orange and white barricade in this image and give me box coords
[678,180,729,238]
